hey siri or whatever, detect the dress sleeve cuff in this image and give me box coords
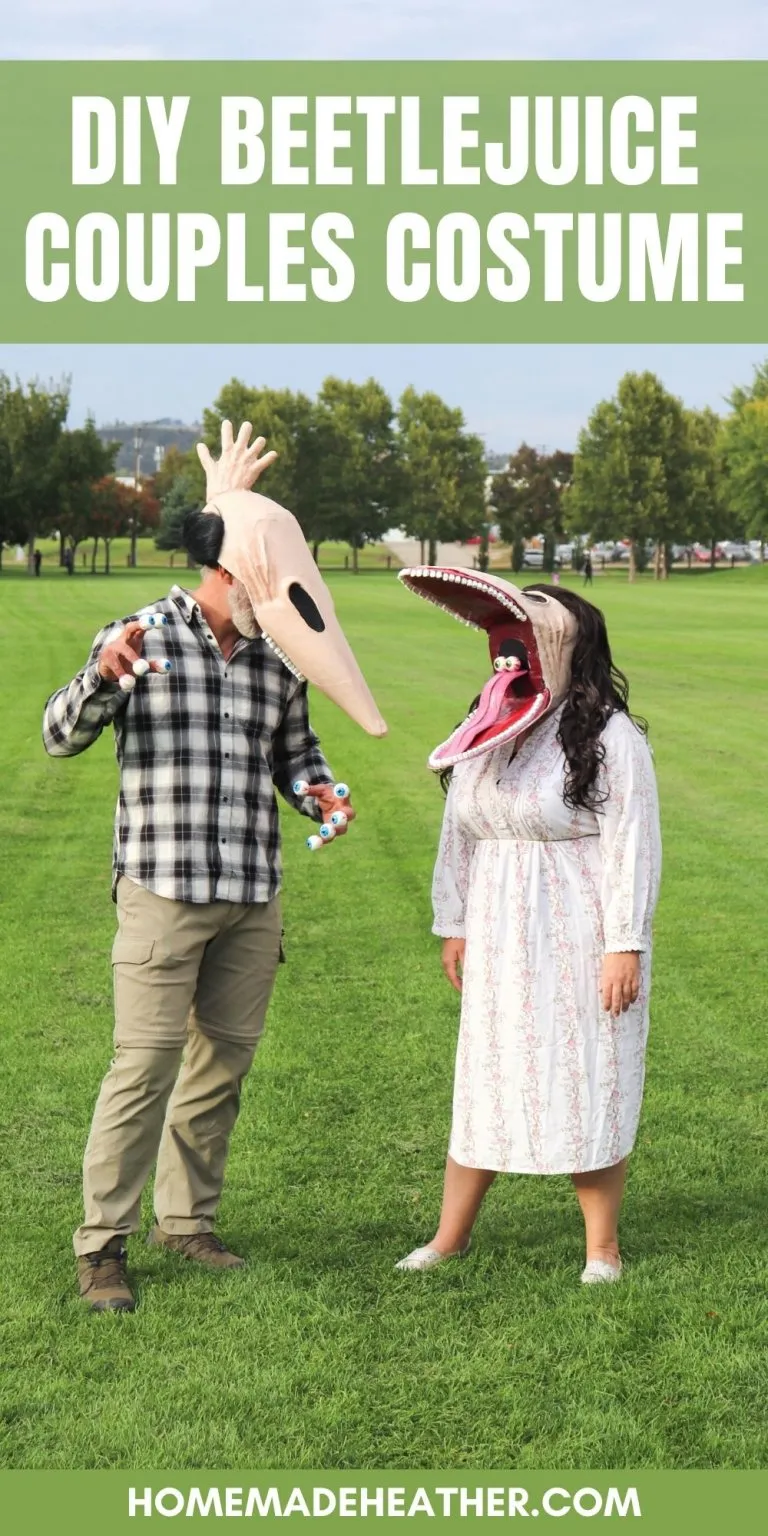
[432,922,466,939]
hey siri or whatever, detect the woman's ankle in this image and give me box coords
[432,1229,471,1256]
[585,1241,621,1267]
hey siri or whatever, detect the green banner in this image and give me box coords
[0,61,767,342]
[0,1471,766,1533]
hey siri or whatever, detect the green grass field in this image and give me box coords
[1,566,766,1471]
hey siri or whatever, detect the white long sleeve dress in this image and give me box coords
[432,707,662,1175]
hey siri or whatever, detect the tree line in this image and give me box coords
[2,364,768,579]
[0,373,159,574]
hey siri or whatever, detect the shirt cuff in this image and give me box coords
[82,661,120,698]
[432,921,466,939]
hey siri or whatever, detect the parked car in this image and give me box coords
[521,549,562,569]
[717,541,753,562]
[749,540,766,562]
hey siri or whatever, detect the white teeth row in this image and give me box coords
[261,632,305,682]
[402,568,526,622]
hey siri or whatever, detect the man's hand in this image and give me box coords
[441,937,466,993]
[98,620,170,692]
[601,952,641,1019]
[301,782,357,846]
[196,420,277,499]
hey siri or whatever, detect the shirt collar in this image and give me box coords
[169,585,201,626]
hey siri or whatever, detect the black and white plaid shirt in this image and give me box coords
[42,585,333,904]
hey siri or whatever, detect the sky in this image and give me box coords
[4,2,767,451]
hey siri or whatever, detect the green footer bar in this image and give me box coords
[0,1472,765,1534]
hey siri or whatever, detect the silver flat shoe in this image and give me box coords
[395,1241,471,1272]
[581,1257,623,1285]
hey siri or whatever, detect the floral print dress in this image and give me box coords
[432,708,662,1175]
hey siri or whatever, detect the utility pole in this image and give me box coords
[130,426,143,568]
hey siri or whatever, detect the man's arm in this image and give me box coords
[42,621,129,758]
[272,681,334,821]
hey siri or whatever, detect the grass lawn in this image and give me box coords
[0,565,766,1471]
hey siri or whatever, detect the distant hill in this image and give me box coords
[97,419,202,477]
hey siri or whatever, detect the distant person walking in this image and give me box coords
[33,549,42,578]
[63,547,74,576]
[583,553,593,586]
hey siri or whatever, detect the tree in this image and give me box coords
[0,374,70,571]
[54,418,118,567]
[89,478,135,574]
[202,381,321,550]
[155,474,201,567]
[492,444,573,573]
[395,388,487,564]
[683,407,738,569]
[721,397,768,559]
[312,377,399,571]
[567,372,691,581]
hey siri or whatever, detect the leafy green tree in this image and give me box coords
[721,397,768,558]
[155,474,201,568]
[567,372,691,581]
[202,382,321,550]
[491,445,573,572]
[395,388,487,564]
[312,377,399,571]
[54,418,118,566]
[0,373,70,571]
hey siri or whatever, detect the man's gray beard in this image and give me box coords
[228,580,259,639]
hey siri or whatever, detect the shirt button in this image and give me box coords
[222,838,227,844]
[224,712,230,719]
[225,752,230,759]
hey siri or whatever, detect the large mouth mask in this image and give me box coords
[185,490,387,738]
[398,567,577,769]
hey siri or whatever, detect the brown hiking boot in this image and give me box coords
[77,1237,135,1312]
[147,1227,245,1269]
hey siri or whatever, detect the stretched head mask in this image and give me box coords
[398,567,577,769]
[184,422,387,737]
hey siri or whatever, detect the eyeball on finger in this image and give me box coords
[119,674,136,693]
[330,811,347,828]
[139,613,168,630]
[333,782,350,800]
[132,658,150,677]
[293,779,310,796]
[319,823,335,841]
[157,659,173,673]
[306,835,324,852]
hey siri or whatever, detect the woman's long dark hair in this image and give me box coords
[440,583,647,811]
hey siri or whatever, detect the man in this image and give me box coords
[42,426,384,1312]
[583,552,593,586]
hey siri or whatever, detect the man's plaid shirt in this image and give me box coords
[42,585,333,904]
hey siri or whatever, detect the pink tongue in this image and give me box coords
[451,670,518,755]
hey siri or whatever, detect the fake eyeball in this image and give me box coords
[493,657,506,672]
[319,823,335,841]
[119,674,137,692]
[139,613,168,630]
[293,779,310,796]
[158,659,172,673]
[333,782,350,800]
[330,811,347,828]
[306,835,324,852]
[132,658,151,677]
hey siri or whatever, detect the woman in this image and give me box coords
[395,571,662,1283]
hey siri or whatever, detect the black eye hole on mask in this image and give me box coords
[288,583,326,633]
[498,638,529,665]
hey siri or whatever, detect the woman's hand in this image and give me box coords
[601,952,640,1018]
[442,938,466,992]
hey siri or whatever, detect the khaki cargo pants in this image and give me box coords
[73,877,282,1256]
